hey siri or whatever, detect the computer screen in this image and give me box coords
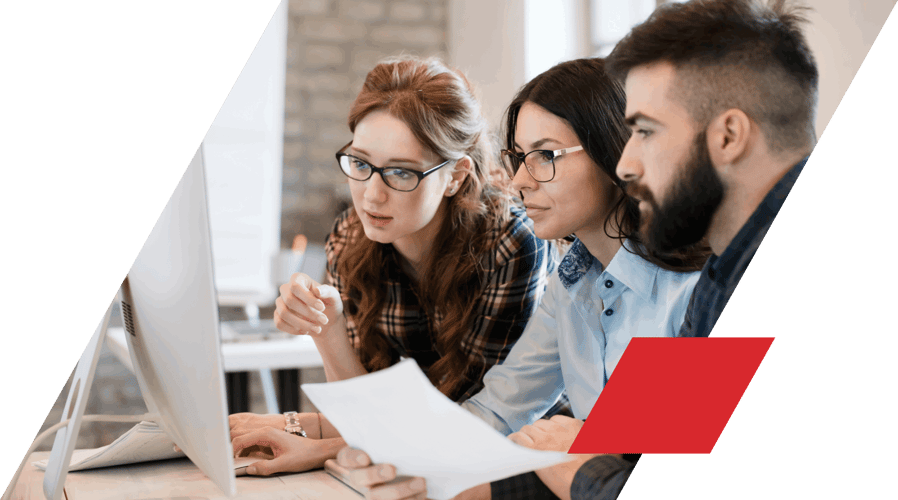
[119,145,236,497]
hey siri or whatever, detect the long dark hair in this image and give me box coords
[338,56,510,400]
[504,58,709,271]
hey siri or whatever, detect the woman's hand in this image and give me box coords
[276,273,367,383]
[274,273,344,338]
[232,427,331,476]
[228,413,284,439]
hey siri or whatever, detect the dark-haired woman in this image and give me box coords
[226,56,556,476]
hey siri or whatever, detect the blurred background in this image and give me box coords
[35,0,896,451]
[279,0,897,245]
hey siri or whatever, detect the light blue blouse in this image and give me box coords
[462,239,700,434]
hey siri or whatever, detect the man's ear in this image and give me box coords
[706,109,752,172]
[446,155,472,196]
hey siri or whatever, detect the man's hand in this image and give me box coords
[509,416,604,500]
[335,446,428,500]
[228,412,283,439]
[508,415,584,452]
[232,427,330,475]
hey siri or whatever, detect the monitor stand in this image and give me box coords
[1,299,176,500]
[35,293,157,500]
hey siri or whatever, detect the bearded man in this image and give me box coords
[610,0,818,338]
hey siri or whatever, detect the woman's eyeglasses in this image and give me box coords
[335,146,452,192]
[500,145,584,182]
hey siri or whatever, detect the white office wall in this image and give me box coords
[591,0,655,55]
[525,0,589,81]
[448,0,591,128]
[447,0,528,128]
[805,0,897,136]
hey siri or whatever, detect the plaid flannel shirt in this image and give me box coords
[325,205,557,402]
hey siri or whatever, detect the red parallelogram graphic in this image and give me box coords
[569,337,774,454]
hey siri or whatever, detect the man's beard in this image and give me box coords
[627,130,725,253]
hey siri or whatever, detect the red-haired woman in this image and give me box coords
[227,56,556,475]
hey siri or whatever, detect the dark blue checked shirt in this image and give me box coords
[679,156,807,338]
[490,454,638,500]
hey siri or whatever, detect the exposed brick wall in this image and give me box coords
[280,0,449,245]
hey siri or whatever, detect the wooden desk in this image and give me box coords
[14,452,361,500]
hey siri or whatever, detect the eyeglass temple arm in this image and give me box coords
[554,145,583,156]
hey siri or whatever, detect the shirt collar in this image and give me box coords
[558,239,658,301]
[709,156,808,284]
[558,239,593,289]
[604,242,659,302]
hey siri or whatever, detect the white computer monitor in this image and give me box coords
[118,145,236,497]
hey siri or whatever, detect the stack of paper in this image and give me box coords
[302,359,572,500]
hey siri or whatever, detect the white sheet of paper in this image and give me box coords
[302,359,572,500]
[32,421,183,471]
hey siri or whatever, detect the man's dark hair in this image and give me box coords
[504,58,710,272]
[606,0,819,152]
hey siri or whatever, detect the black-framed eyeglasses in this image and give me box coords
[335,145,452,192]
[500,145,584,182]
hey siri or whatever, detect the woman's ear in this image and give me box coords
[446,156,472,196]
